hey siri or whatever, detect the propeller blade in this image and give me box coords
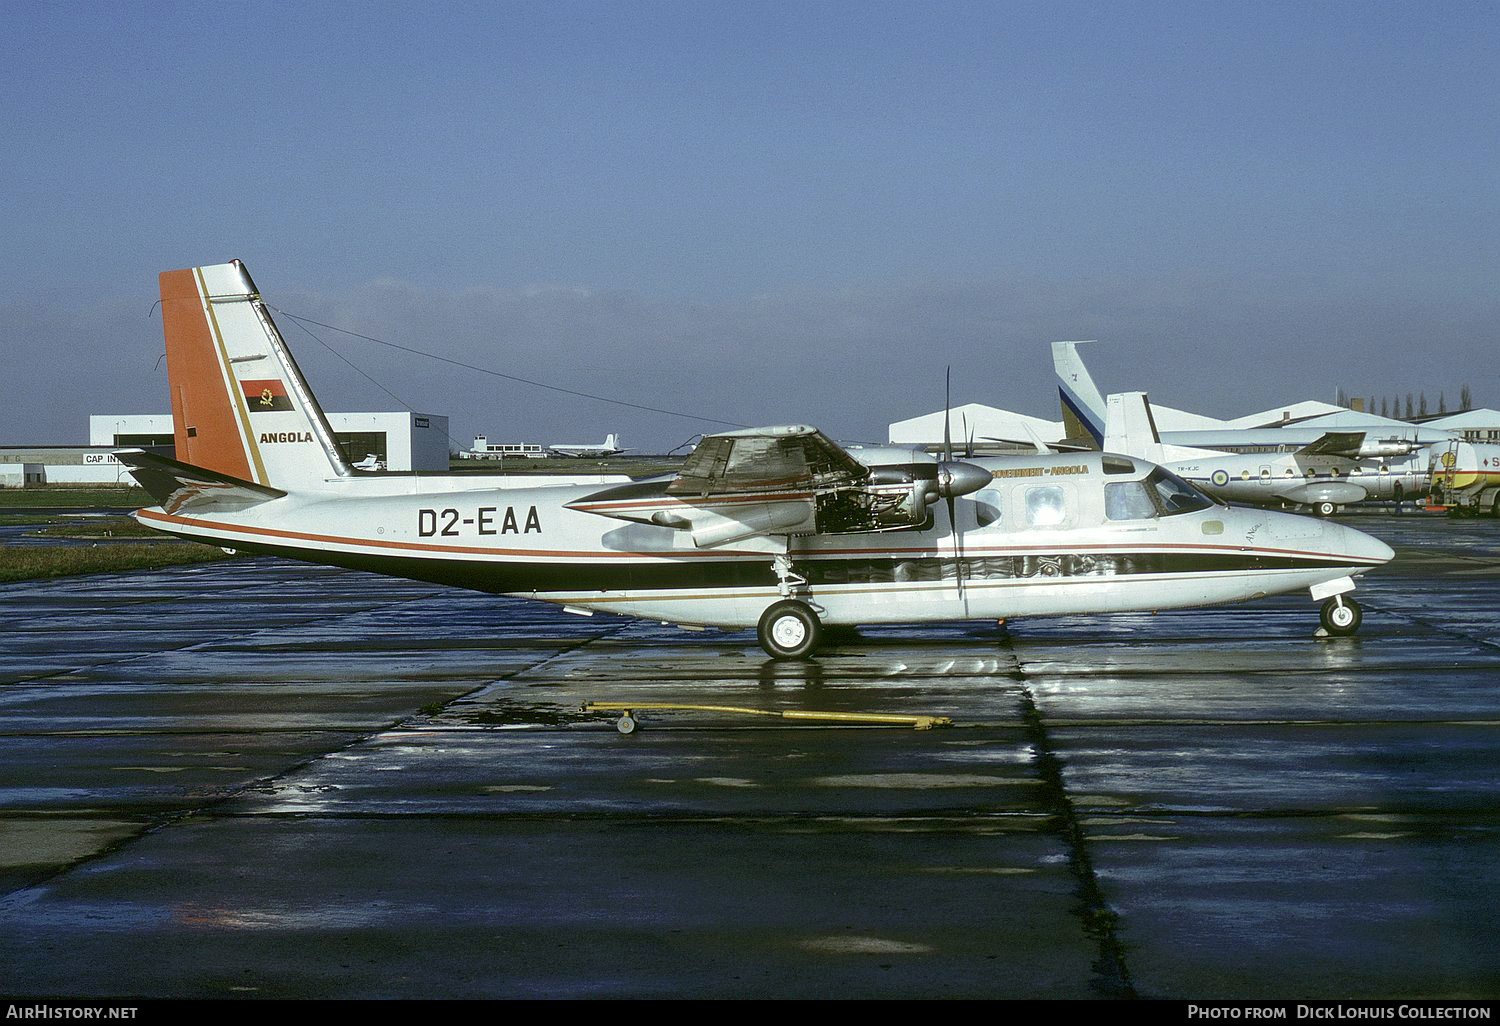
[948,491,962,598]
[943,366,953,464]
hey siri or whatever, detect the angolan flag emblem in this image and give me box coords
[241,379,293,412]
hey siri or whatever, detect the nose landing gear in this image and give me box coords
[1319,595,1362,636]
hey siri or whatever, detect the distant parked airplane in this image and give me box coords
[1102,391,1430,517]
[549,434,628,458]
[1053,340,1452,454]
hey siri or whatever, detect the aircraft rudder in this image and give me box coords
[159,265,257,482]
[1051,340,1105,449]
[1104,391,1167,463]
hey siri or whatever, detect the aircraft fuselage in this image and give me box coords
[1169,450,1430,510]
[137,453,1392,630]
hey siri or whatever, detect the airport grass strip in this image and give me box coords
[0,542,238,582]
[26,516,161,538]
[0,487,150,508]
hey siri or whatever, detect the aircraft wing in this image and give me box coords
[1296,432,1366,458]
[666,425,870,497]
[981,433,1094,454]
[573,426,942,548]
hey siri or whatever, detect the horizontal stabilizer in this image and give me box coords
[114,448,286,514]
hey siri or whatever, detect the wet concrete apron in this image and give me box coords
[0,516,1496,998]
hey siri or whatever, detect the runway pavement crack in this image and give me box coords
[1000,632,1138,998]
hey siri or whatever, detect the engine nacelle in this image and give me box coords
[807,455,991,534]
[1359,438,1423,458]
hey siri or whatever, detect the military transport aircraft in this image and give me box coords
[1101,392,1431,516]
[1053,340,1452,454]
[117,261,1393,658]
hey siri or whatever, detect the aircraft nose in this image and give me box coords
[1330,521,1394,567]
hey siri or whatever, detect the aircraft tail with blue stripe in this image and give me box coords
[1051,340,1106,450]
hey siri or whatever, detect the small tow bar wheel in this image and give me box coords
[616,713,637,735]
[757,600,822,660]
[1320,596,1362,636]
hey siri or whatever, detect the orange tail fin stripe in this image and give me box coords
[160,268,256,482]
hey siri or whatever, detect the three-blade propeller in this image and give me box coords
[936,368,991,596]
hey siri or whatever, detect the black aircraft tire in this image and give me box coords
[758,600,822,660]
[1320,597,1362,636]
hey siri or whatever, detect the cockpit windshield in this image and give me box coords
[1105,468,1217,521]
[1146,467,1217,515]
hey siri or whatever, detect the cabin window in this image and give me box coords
[972,489,1003,528]
[1102,456,1136,475]
[1105,481,1156,521]
[1025,486,1067,527]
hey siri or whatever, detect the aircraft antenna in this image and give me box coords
[272,308,751,430]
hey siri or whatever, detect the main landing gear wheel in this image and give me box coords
[1314,501,1338,517]
[757,600,822,660]
[1319,596,1362,636]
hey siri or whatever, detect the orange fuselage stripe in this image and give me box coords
[138,508,1383,566]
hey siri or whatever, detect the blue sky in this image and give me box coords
[2,1,1496,450]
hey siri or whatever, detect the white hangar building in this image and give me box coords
[87,412,451,473]
[887,404,1064,452]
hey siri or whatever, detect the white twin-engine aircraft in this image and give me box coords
[117,261,1394,659]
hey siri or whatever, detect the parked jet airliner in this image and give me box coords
[549,434,628,458]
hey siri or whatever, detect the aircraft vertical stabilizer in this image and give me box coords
[159,261,352,488]
[1052,340,1106,449]
[1104,391,1167,463]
